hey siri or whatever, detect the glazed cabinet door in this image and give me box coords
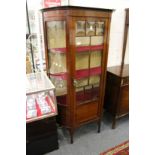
[71,17,109,124]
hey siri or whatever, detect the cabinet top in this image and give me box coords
[40,5,114,13]
[107,64,129,77]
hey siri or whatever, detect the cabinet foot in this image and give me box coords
[112,117,116,129]
[69,129,74,144]
[97,119,101,133]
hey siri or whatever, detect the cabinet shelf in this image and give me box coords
[75,67,101,79]
[49,67,101,80]
[76,45,104,52]
[48,47,66,53]
[49,72,67,80]
[48,45,104,54]
[76,34,104,37]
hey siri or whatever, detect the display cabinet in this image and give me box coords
[26,72,57,122]
[41,6,113,143]
[26,72,58,154]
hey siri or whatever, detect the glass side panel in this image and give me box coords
[26,90,57,123]
[48,52,66,74]
[26,72,55,95]
[50,76,67,96]
[47,21,66,48]
[90,51,102,68]
[86,21,95,36]
[96,22,104,35]
[47,21,67,99]
[76,21,85,36]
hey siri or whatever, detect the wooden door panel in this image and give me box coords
[76,101,98,124]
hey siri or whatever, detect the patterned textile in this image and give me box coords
[100,141,129,155]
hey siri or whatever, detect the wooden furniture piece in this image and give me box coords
[26,72,59,154]
[27,117,58,155]
[104,64,129,129]
[41,6,113,143]
[104,9,129,129]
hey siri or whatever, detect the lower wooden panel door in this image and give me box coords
[76,101,99,124]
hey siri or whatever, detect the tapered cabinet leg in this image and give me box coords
[69,129,74,144]
[112,117,116,129]
[97,119,101,133]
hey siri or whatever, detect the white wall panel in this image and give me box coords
[108,9,126,67]
[69,0,129,9]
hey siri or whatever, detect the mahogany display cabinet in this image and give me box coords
[41,6,113,143]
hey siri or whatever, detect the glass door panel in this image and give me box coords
[76,52,89,70]
[90,75,100,101]
[90,51,102,68]
[75,83,100,104]
[91,36,104,45]
[96,21,105,35]
[76,85,92,104]
[76,21,85,36]
[89,75,100,85]
[75,19,104,104]
[86,21,95,36]
[76,37,90,46]
[76,78,89,87]
[46,21,67,99]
